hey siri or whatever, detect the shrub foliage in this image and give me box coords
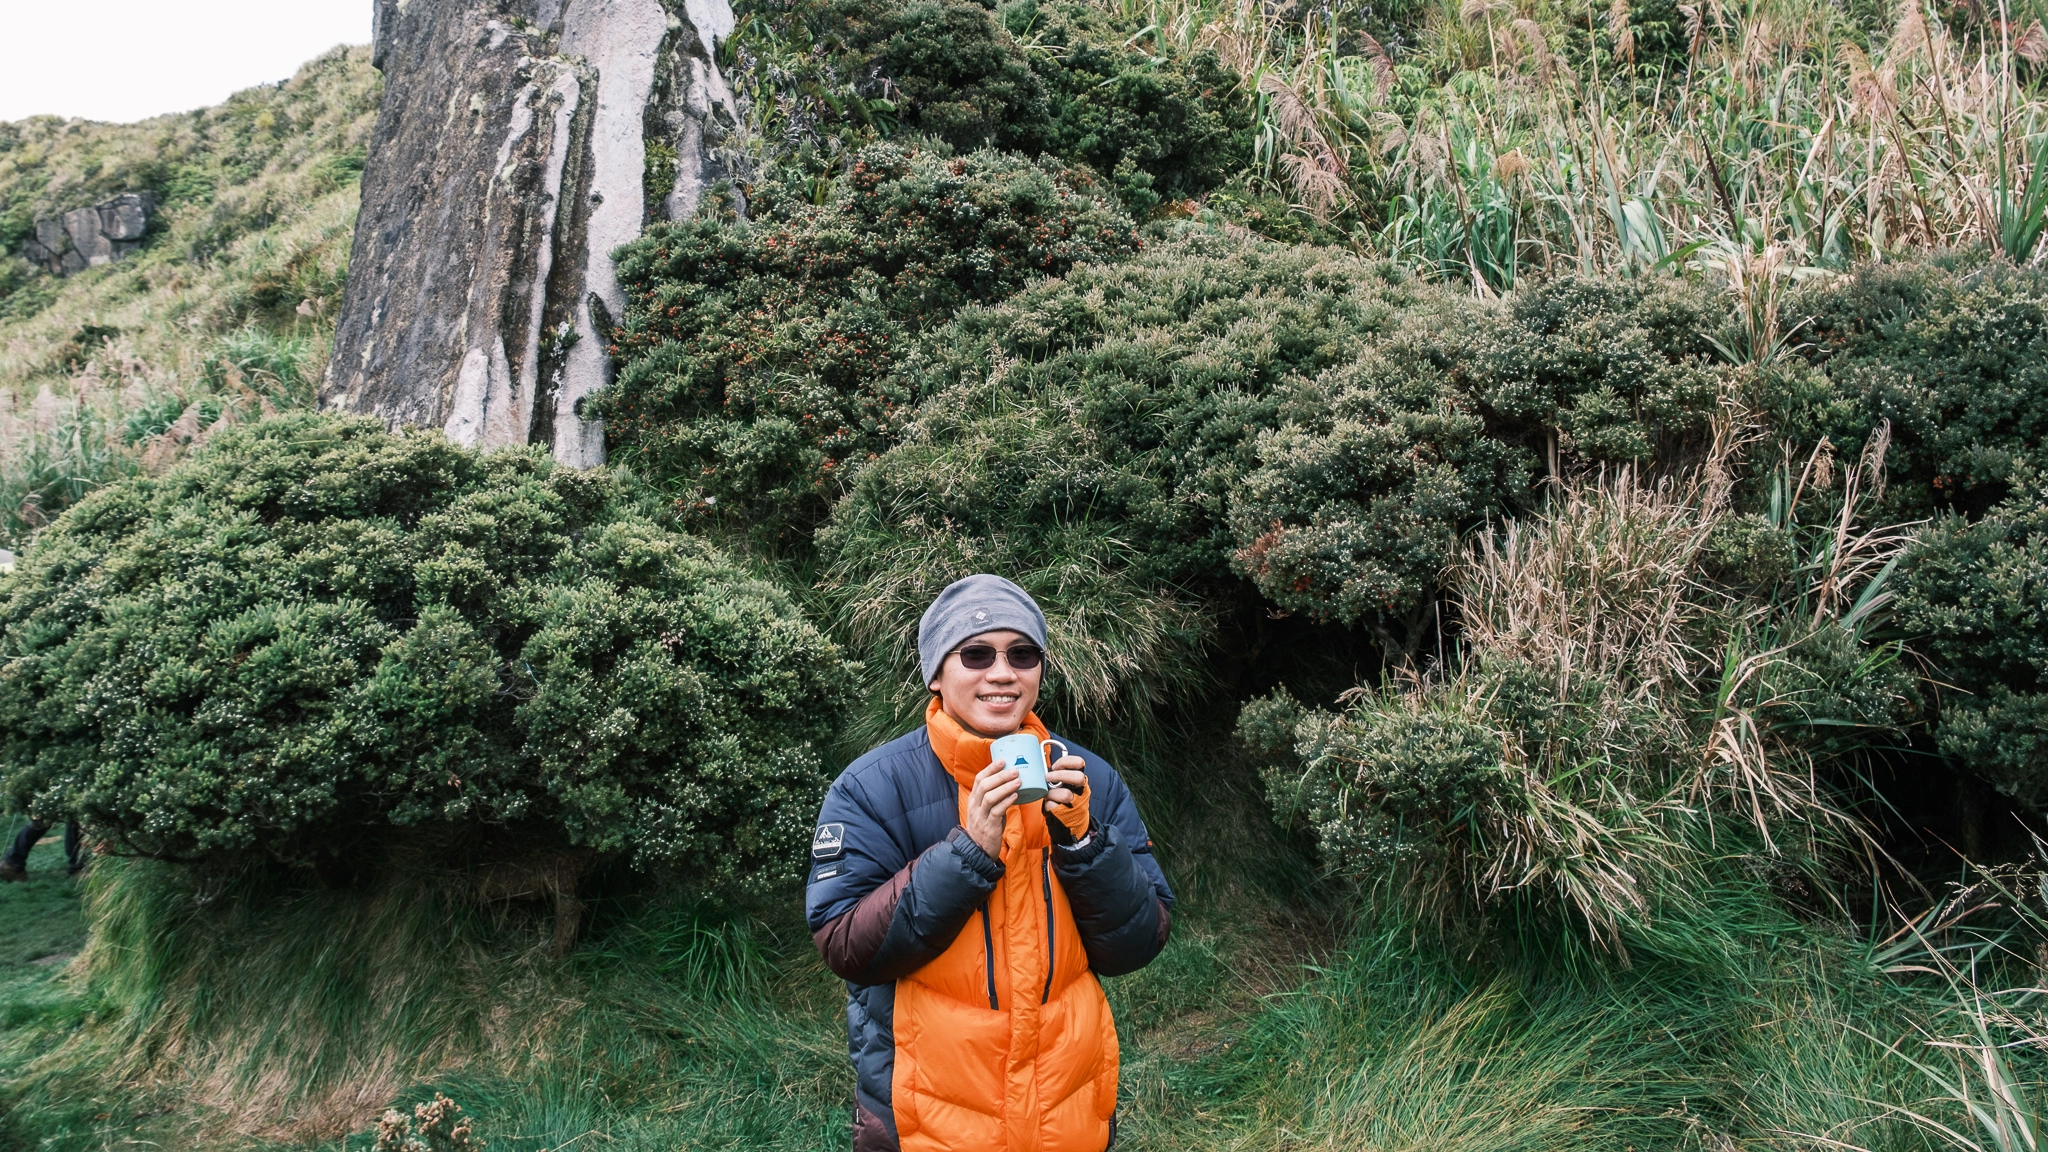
[820,240,1770,722]
[1252,456,1917,935]
[1791,258,2048,520]
[732,0,1249,214]
[1898,473,2048,808]
[0,415,853,884]
[598,145,1139,538]
[599,212,2048,925]
[818,235,1424,727]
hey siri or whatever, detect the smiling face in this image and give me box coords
[929,629,1043,738]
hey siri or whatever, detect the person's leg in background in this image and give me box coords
[63,822,84,876]
[0,819,49,882]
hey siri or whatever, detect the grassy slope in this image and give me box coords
[0,47,376,545]
[0,797,1980,1152]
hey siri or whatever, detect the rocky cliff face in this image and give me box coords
[323,0,740,466]
[20,193,159,275]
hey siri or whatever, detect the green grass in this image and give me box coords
[0,823,87,1023]
[0,808,2021,1152]
[0,825,121,1147]
[1110,884,1955,1152]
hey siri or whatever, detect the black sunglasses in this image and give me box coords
[952,643,1044,671]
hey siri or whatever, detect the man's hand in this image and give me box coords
[1044,755,1090,844]
[966,758,1022,857]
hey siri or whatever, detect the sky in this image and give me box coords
[0,1,373,124]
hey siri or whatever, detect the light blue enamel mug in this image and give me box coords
[990,732,1070,804]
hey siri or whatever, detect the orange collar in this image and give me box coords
[924,697,1052,788]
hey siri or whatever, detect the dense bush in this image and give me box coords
[598,155,2047,902]
[824,242,1766,717]
[818,235,1425,725]
[998,0,1251,214]
[1249,465,1916,936]
[1897,472,2048,808]
[828,0,1045,150]
[597,145,1139,539]
[797,243,2048,920]
[737,0,1249,214]
[1222,351,1519,656]
[0,415,853,886]
[1790,258,2048,519]
[1229,275,1739,654]
[1457,276,1731,461]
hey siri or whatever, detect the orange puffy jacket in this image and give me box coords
[807,702,1174,1152]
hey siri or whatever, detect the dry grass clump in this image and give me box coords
[1260,414,1919,942]
[1123,0,2048,284]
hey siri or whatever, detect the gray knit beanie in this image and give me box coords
[918,574,1050,684]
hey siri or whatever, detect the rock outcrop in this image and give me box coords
[323,0,741,467]
[19,193,159,275]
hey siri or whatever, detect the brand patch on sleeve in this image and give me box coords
[812,823,845,859]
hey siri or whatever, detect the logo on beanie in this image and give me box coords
[975,610,988,622]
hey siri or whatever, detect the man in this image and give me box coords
[806,574,1174,1152]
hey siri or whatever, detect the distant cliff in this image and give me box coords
[324,0,742,467]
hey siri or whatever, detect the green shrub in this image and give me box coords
[1253,464,1915,938]
[850,0,1045,150]
[598,144,1139,540]
[1001,0,1251,215]
[1460,275,1730,462]
[820,244,1761,720]
[818,235,1424,726]
[1897,471,2048,809]
[1228,274,1747,654]
[1790,257,2048,519]
[732,0,1249,214]
[1225,351,1523,655]
[0,415,854,887]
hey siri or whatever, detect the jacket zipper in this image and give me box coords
[1041,848,1055,1004]
[980,904,998,1010]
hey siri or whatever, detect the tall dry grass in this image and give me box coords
[1120,0,2048,285]
[1286,405,1919,942]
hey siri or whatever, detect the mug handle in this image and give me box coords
[1040,740,1084,796]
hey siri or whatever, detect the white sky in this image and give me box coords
[0,1,373,124]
